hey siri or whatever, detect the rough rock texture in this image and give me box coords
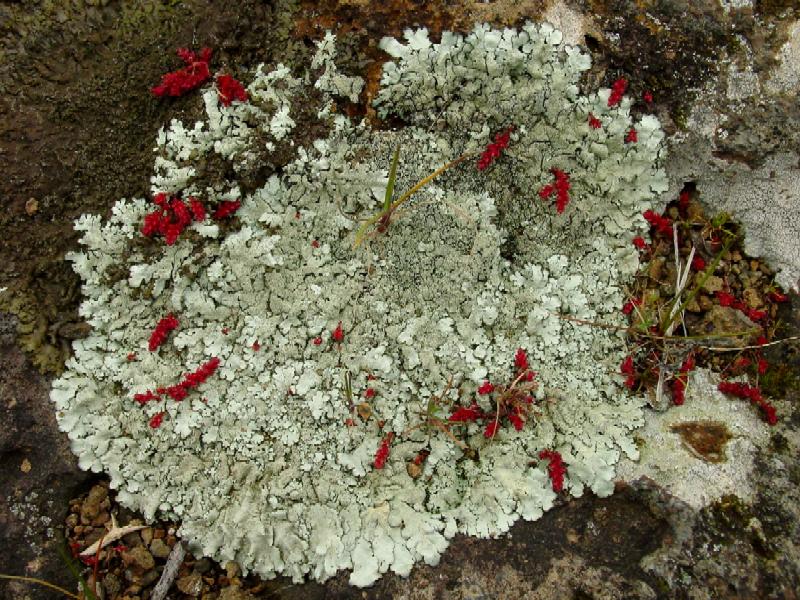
[0,0,798,599]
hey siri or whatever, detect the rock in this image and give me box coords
[218,585,256,600]
[122,546,155,571]
[700,275,723,293]
[743,287,763,308]
[648,256,665,282]
[689,306,759,347]
[149,537,171,559]
[24,197,38,215]
[407,461,423,479]
[224,561,240,579]
[698,294,715,311]
[193,557,213,574]
[91,511,109,526]
[177,573,204,597]
[139,569,160,587]
[102,572,122,598]
[141,527,153,545]
[81,484,108,524]
[685,297,702,313]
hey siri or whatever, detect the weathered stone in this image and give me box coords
[122,546,155,572]
[218,585,256,600]
[149,537,171,559]
[80,484,108,524]
[690,306,759,347]
[177,573,204,597]
[140,527,153,545]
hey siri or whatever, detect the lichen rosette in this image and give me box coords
[51,24,667,586]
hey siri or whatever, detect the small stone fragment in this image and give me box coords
[193,557,213,574]
[81,484,108,524]
[670,421,733,463]
[356,402,372,421]
[102,572,122,598]
[218,585,256,600]
[91,511,110,526]
[224,561,240,579]
[25,198,38,215]
[407,461,423,479]
[691,306,759,347]
[177,573,204,597]
[141,527,153,545]
[742,287,763,309]
[122,546,155,571]
[700,275,724,293]
[150,537,171,559]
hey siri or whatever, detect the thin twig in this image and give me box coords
[551,312,759,342]
[697,334,800,352]
[0,575,80,599]
[150,540,186,600]
[80,523,145,556]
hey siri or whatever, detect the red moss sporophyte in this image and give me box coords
[151,47,212,98]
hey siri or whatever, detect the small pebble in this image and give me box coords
[150,538,171,559]
[141,527,153,545]
[122,546,155,571]
[177,573,204,597]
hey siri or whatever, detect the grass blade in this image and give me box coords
[383,144,401,213]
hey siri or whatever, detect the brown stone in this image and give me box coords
[700,275,723,293]
[149,537,171,559]
[690,306,759,347]
[218,585,256,600]
[407,461,423,479]
[671,421,733,463]
[698,294,715,311]
[24,197,38,215]
[122,546,155,572]
[742,287,763,309]
[81,484,108,524]
[141,527,153,545]
[177,573,204,597]
[91,511,110,526]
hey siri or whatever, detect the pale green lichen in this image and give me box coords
[52,25,667,586]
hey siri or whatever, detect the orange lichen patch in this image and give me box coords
[670,421,734,464]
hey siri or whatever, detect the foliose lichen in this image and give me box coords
[52,23,668,586]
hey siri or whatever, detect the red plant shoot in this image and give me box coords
[608,77,628,107]
[374,432,395,469]
[148,313,179,351]
[216,74,248,106]
[538,168,571,214]
[151,47,212,98]
[149,411,166,429]
[539,449,566,492]
[212,200,241,220]
[477,126,514,171]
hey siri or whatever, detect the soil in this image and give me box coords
[1,1,798,599]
